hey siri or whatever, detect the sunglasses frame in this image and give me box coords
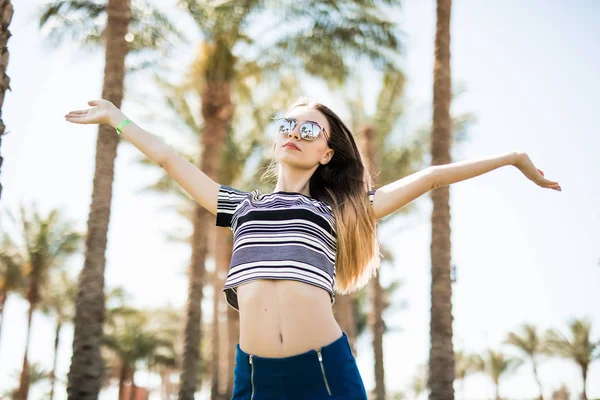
[272,117,329,142]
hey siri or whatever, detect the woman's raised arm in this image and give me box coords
[65,99,220,215]
[372,151,561,220]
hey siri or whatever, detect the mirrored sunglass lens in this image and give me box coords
[277,119,292,134]
[300,123,318,140]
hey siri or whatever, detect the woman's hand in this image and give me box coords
[64,99,123,127]
[513,152,562,191]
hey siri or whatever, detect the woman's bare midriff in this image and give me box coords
[236,280,343,358]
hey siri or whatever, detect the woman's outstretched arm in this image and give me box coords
[430,151,561,191]
[371,167,436,220]
[65,99,220,215]
[372,151,561,220]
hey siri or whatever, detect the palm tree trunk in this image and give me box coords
[179,195,210,399]
[118,363,128,400]
[428,1,455,399]
[0,291,7,344]
[67,0,131,398]
[49,320,62,400]
[495,382,500,400]
[214,227,231,399]
[360,124,386,400]
[129,369,136,400]
[369,276,385,400]
[581,364,588,400]
[532,361,543,400]
[178,80,233,400]
[210,233,222,400]
[159,369,167,400]
[160,368,174,400]
[159,370,165,400]
[0,0,14,201]
[16,301,35,400]
[166,367,173,399]
[225,303,238,399]
[225,234,237,400]
[333,294,357,352]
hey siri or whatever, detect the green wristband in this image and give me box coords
[116,119,133,135]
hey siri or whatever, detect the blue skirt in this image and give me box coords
[231,331,368,400]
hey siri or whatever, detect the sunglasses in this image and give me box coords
[273,117,329,142]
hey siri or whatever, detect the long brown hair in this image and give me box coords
[261,99,381,294]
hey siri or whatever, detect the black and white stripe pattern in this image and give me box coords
[216,185,376,311]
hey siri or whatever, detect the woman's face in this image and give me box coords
[273,105,335,169]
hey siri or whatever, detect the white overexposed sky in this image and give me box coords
[1,0,599,399]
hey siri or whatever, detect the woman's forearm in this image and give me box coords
[431,151,520,188]
[109,109,174,167]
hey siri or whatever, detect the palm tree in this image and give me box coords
[351,67,427,399]
[4,362,51,399]
[42,0,132,395]
[545,319,600,400]
[39,270,77,400]
[0,229,24,345]
[96,286,131,397]
[103,305,177,400]
[136,47,304,399]
[481,349,521,400]
[174,1,402,396]
[0,0,13,201]
[146,307,182,400]
[35,1,183,397]
[101,289,136,399]
[551,384,570,400]
[411,364,429,400]
[454,350,484,400]
[352,254,404,345]
[0,204,82,400]
[428,0,455,398]
[505,324,547,400]
[347,63,473,400]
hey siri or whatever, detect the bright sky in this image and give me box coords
[1,0,599,399]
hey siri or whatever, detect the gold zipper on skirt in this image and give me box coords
[249,354,255,400]
[317,350,332,396]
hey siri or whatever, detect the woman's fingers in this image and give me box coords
[66,115,87,121]
[65,100,111,125]
[543,180,561,191]
[66,117,87,124]
[65,112,91,121]
[535,173,559,187]
[542,177,558,185]
[64,111,87,118]
[532,166,561,191]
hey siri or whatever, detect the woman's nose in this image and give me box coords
[287,128,300,139]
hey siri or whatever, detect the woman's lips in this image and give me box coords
[283,143,300,150]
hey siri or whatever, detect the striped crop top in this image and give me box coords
[215,185,377,311]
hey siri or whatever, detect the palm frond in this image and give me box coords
[373,68,406,139]
[127,0,189,53]
[37,0,105,29]
[266,1,402,83]
[0,233,25,293]
[505,324,545,358]
[39,270,77,321]
[35,0,106,50]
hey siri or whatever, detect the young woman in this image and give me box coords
[65,99,561,399]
